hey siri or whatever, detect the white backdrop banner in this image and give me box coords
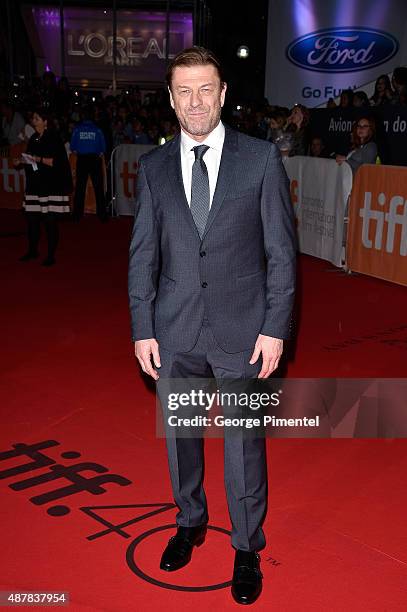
[283,156,353,267]
[112,144,156,215]
[266,0,407,107]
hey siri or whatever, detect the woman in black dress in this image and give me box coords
[16,109,72,266]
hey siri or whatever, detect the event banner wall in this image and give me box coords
[22,6,193,84]
[309,105,407,166]
[112,144,156,216]
[284,156,353,267]
[266,0,407,107]
[347,164,407,286]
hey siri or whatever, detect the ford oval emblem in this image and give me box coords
[286,27,399,73]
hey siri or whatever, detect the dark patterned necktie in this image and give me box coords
[190,144,210,238]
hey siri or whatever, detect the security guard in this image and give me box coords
[71,108,107,221]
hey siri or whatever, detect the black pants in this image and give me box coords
[26,212,59,257]
[73,154,106,219]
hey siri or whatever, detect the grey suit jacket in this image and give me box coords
[128,125,297,353]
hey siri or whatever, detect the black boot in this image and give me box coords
[231,550,263,605]
[160,524,207,571]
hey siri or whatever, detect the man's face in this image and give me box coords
[169,64,226,141]
[311,138,322,156]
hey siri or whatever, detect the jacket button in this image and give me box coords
[201,282,208,288]
[200,251,206,257]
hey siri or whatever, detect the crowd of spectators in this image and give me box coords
[0,71,180,157]
[1,65,406,168]
[262,66,407,171]
[1,65,405,265]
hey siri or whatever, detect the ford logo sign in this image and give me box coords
[286,27,399,73]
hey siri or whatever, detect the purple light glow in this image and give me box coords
[293,0,317,36]
[32,8,60,27]
[26,6,193,83]
[335,0,356,29]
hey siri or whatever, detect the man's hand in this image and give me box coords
[335,154,346,165]
[249,334,283,378]
[134,338,161,380]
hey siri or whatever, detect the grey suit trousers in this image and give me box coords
[157,319,267,552]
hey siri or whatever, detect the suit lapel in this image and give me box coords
[201,126,238,241]
[166,135,202,242]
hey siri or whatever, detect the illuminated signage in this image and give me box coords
[286,27,399,73]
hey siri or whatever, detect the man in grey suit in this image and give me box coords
[128,47,296,604]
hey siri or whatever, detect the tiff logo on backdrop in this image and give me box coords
[359,191,407,255]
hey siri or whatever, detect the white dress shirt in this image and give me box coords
[180,121,225,208]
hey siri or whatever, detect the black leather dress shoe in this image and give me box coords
[160,524,207,572]
[231,550,263,605]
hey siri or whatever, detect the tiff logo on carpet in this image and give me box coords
[0,440,132,516]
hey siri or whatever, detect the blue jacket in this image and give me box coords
[70,120,106,155]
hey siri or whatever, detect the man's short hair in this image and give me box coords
[166,46,224,90]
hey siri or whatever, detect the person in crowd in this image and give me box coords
[267,107,289,142]
[284,103,310,156]
[398,89,407,105]
[125,117,152,144]
[353,91,370,108]
[252,110,268,139]
[160,119,178,141]
[339,89,354,108]
[1,102,26,145]
[370,75,394,106]
[70,107,107,222]
[326,97,337,108]
[14,109,72,266]
[147,123,160,145]
[391,66,407,105]
[116,104,129,124]
[17,110,35,143]
[309,136,326,158]
[335,116,377,175]
[112,119,127,147]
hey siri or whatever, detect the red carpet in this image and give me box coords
[1,210,407,610]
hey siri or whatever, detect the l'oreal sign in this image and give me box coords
[286,27,399,73]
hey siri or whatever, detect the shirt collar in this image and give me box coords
[180,121,225,156]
